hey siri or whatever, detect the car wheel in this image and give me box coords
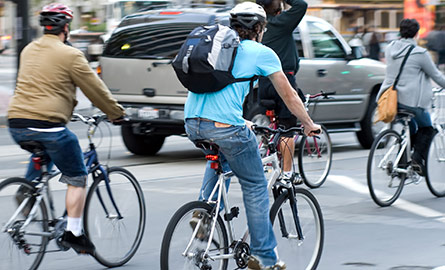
[245,104,269,126]
[121,125,165,155]
[356,95,390,149]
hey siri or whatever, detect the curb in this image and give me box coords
[0,115,6,126]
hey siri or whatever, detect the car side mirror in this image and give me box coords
[346,46,363,61]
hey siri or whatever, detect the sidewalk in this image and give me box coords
[0,53,95,125]
[0,88,12,126]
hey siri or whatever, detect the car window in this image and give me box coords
[293,30,304,58]
[307,21,345,59]
[103,23,199,59]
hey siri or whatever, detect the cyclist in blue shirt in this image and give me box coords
[184,2,320,269]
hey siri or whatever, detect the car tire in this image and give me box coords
[356,94,389,149]
[121,125,165,155]
[244,103,269,126]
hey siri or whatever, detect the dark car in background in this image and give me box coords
[99,5,386,155]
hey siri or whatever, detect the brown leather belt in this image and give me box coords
[190,118,232,128]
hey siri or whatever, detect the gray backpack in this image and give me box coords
[172,24,257,94]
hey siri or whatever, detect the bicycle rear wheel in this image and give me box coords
[0,177,49,270]
[367,130,406,207]
[298,125,332,188]
[84,167,146,267]
[270,188,324,270]
[426,130,445,197]
[161,201,229,270]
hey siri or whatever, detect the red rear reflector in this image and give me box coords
[210,162,219,169]
[205,155,218,161]
[160,11,182,15]
[32,157,41,170]
[266,110,274,117]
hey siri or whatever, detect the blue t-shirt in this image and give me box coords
[184,39,282,126]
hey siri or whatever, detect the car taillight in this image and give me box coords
[159,11,182,15]
[97,64,102,78]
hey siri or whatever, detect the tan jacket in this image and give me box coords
[8,34,124,124]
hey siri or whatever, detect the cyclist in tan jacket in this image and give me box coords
[7,3,124,255]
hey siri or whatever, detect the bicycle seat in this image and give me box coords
[260,99,276,110]
[194,140,219,155]
[19,141,45,155]
[396,109,415,119]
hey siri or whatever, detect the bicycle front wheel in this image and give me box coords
[426,130,445,197]
[0,177,49,270]
[84,167,146,267]
[298,125,332,188]
[367,130,406,207]
[161,201,229,270]
[270,188,324,270]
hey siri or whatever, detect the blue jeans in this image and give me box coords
[9,127,88,187]
[185,118,277,267]
[398,104,433,134]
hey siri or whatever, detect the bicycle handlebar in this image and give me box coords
[308,91,336,100]
[71,113,107,126]
[252,125,304,135]
[433,87,444,94]
[71,113,130,126]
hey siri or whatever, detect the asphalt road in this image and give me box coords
[1,54,445,270]
[1,122,445,270]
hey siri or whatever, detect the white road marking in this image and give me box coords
[329,175,445,223]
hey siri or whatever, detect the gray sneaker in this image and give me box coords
[15,186,36,217]
[247,255,287,270]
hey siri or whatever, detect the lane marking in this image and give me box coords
[329,175,445,223]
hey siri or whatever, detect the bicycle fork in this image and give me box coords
[274,183,304,244]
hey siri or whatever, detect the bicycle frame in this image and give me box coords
[182,150,289,262]
[3,116,122,240]
[377,116,413,177]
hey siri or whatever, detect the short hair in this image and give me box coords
[399,19,419,38]
[233,22,266,40]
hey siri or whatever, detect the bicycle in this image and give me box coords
[367,88,445,206]
[160,125,324,270]
[0,113,146,270]
[256,91,334,188]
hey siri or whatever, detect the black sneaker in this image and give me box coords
[411,155,426,177]
[60,231,96,255]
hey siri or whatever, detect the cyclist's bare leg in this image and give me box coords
[65,185,86,218]
[280,137,295,172]
[61,183,95,255]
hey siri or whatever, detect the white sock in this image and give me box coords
[283,171,293,178]
[66,217,82,237]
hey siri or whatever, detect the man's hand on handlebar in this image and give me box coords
[303,123,322,137]
[110,115,129,125]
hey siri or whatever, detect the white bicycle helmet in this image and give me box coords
[230,2,266,29]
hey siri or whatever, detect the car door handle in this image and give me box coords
[152,60,173,67]
[317,69,327,77]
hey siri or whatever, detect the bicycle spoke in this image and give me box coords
[161,202,229,270]
[84,167,145,267]
[367,130,405,207]
[0,178,48,270]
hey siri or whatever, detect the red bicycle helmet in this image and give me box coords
[40,3,73,30]
[41,3,73,18]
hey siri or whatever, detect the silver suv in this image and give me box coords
[99,5,386,155]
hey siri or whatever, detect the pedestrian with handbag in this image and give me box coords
[376,19,445,175]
